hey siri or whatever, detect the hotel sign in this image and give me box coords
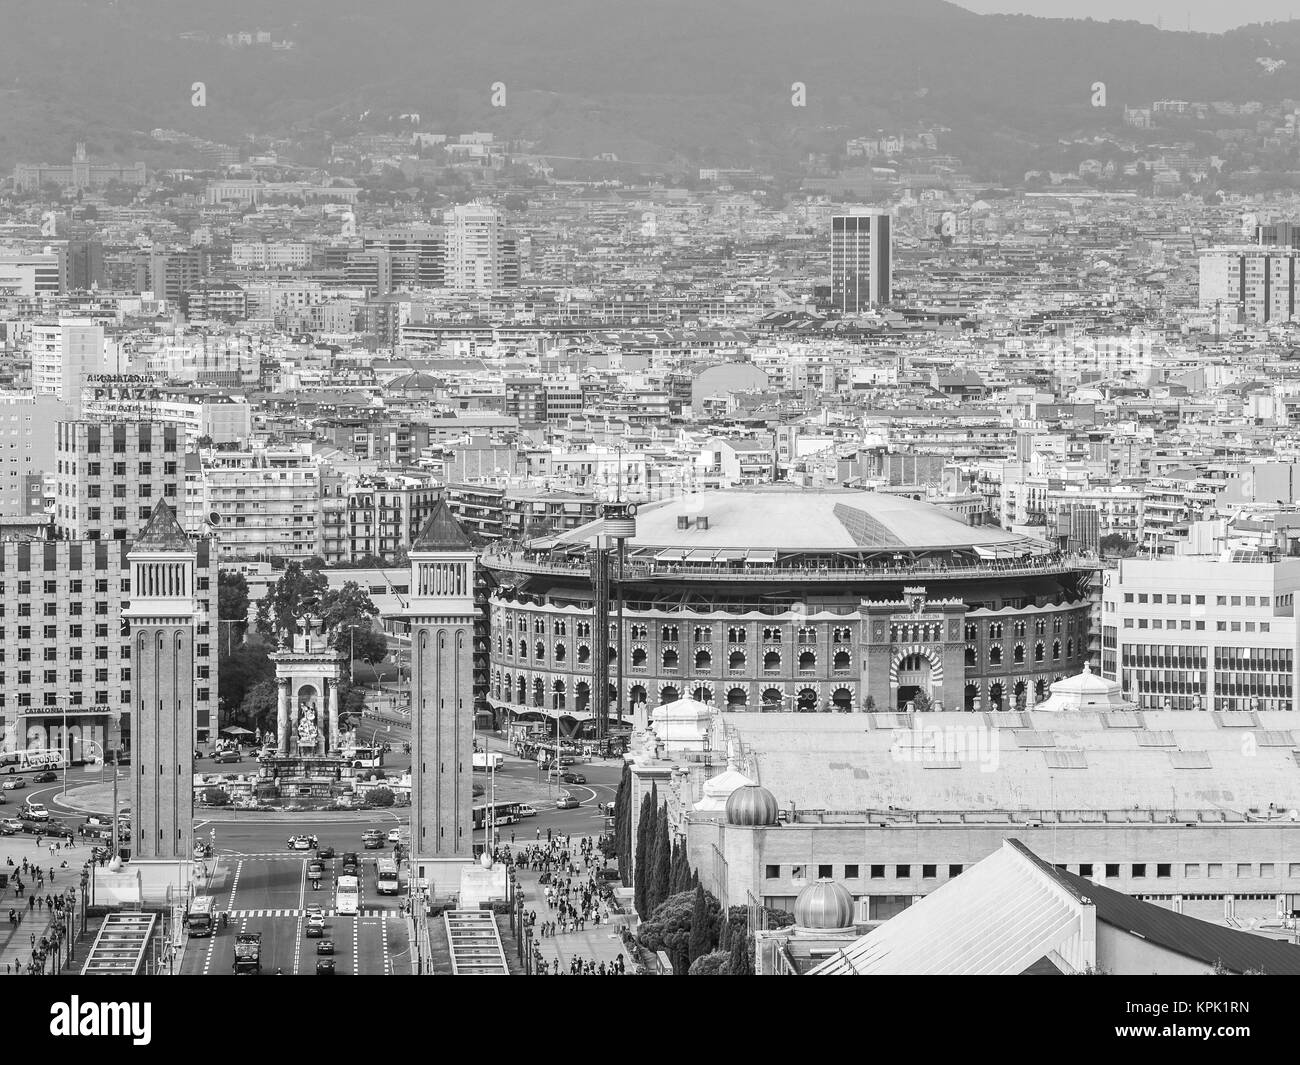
[19,705,113,717]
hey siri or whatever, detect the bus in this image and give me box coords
[186,896,216,937]
[346,746,384,770]
[336,873,360,916]
[472,801,522,830]
[376,857,399,895]
[0,749,67,775]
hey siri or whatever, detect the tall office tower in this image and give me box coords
[1256,222,1300,250]
[0,393,67,515]
[830,206,892,312]
[442,203,518,291]
[66,240,105,291]
[1198,246,1300,323]
[30,320,105,413]
[405,499,478,896]
[123,501,196,897]
[0,250,63,297]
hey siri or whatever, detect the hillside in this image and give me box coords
[4,0,1300,175]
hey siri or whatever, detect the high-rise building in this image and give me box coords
[443,204,518,291]
[1199,246,1300,323]
[830,207,891,312]
[362,226,446,288]
[123,500,198,894]
[200,447,323,561]
[65,240,105,291]
[0,393,67,515]
[30,320,105,412]
[1256,222,1300,249]
[55,420,191,541]
[406,500,478,894]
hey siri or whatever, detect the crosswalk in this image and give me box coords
[225,908,403,919]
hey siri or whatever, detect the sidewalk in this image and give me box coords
[510,861,631,974]
[0,834,84,976]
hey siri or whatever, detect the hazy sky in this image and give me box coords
[957,0,1299,33]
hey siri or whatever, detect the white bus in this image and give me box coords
[0,749,67,774]
[336,873,360,916]
[186,896,216,938]
[376,857,399,896]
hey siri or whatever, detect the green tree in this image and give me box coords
[302,556,328,570]
[637,889,721,976]
[236,678,279,735]
[366,786,396,807]
[1099,533,1133,556]
[218,571,250,641]
[218,634,275,723]
[614,763,632,885]
[687,950,729,976]
[255,561,328,645]
[320,580,386,663]
[647,801,672,918]
[728,923,751,975]
[909,690,933,714]
[687,884,711,966]
[634,783,656,917]
[202,786,229,806]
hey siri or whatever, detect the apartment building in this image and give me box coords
[201,447,323,561]
[0,393,67,516]
[30,320,105,411]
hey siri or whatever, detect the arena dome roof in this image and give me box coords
[551,488,1043,555]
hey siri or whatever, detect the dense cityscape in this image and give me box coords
[3,2,1300,1019]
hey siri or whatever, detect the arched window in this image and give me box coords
[965,646,977,667]
[762,688,783,709]
[1013,644,1025,664]
[990,646,1003,665]
[1052,640,1061,660]
[577,645,591,665]
[532,678,545,707]
[964,623,978,641]
[660,685,679,704]
[534,618,545,635]
[692,686,713,704]
[1035,619,1046,636]
[695,648,711,670]
[554,643,566,663]
[505,637,513,658]
[693,626,712,643]
[833,650,850,671]
[727,687,748,709]
[728,627,745,644]
[1013,621,1026,639]
[661,625,678,642]
[1034,642,1045,662]
[729,649,746,670]
[1066,639,1073,658]
[552,680,566,710]
[798,650,815,672]
[535,640,545,660]
[632,647,647,667]
[576,621,591,639]
[608,645,618,663]
[662,648,679,670]
[554,620,566,637]
[763,650,780,672]
[989,623,1003,640]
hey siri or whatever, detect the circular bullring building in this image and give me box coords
[482,487,1095,721]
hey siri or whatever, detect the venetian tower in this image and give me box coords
[405,499,478,896]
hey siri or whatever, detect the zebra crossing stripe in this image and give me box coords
[223,908,397,919]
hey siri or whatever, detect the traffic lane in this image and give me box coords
[232,914,303,976]
[311,915,352,976]
[206,816,408,856]
[228,856,306,913]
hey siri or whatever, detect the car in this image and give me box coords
[305,905,325,922]
[387,829,402,842]
[560,772,586,785]
[558,757,575,767]
[32,771,56,784]
[288,835,317,851]
[361,831,384,849]
[0,818,21,835]
[315,958,335,975]
[305,919,325,938]
[1,779,25,791]
[515,805,537,818]
[317,845,335,859]
[307,860,325,879]
[556,796,580,810]
[316,940,334,955]
[212,751,241,764]
[341,852,359,874]
[21,802,48,821]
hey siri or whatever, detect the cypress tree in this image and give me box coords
[633,782,657,917]
[614,763,632,884]
[648,800,672,917]
[687,884,710,966]
[729,918,750,975]
[718,908,732,954]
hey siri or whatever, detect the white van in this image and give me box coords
[516,804,538,818]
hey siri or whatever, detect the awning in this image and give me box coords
[715,549,746,561]
[685,549,717,563]
[747,550,778,564]
[973,545,1001,560]
[656,549,690,563]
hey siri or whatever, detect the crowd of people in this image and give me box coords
[489,833,632,975]
[3,851,78,975]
